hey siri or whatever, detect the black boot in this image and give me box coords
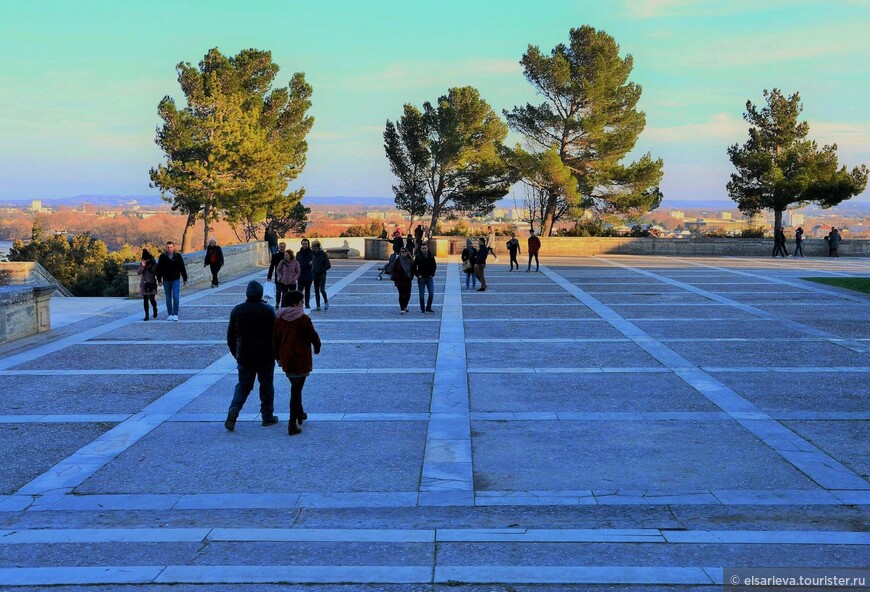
[224,409,239,432]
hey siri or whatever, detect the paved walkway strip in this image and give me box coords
[419,260,473,506]
[541,265,870,491]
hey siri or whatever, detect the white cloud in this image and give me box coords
[644,113,746,144]
[810,121,870,152]
[623,0,818,19]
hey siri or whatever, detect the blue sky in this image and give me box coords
[1,0,868,204]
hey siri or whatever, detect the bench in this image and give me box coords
[326,247,350,259]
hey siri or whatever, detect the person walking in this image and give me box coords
[156,241,187,321]
[390,247,414,314]
[827,228,841,257]
[137,249,159,321]
[793,227,804,258]
[527,228,541,272]
[414,224,424,253]
[311,241,331,311]
[414,242,437,313]
[224,281,278,431]
[204,238,224,288]
[266,242,287,307]
[296,238,314,308]
[405,233,415,255]
[485,225,495,249]
[264,227,278,256]
[379,224,388,240]
[474,237,497,292]
[461,238,478,290]
[275,249,301,308]
[506,233,521,271]
[273,290,321,435]
[391,229,404,254]
[772,227,788,257]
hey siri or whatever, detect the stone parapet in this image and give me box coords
[435,236,870,258]
[124,241,270,299]
[0,285,54,343]
[0,261,73,296]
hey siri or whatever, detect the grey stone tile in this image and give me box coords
[709,372,870,412]
[592,292,714,305]
[74,421,427,494]
[783,420,870,480]
[669,341,870,368]
[316,343,437,369]
[613,305,757,320]
[471,420,817,491]
[632,320,805,339]
[10,344,227,370]
[0,374,188,415]
[93,322,227,341]
[466,342,662,369]
[469,372,716,412]
[317,320,439,340]
[462,305,598,319]
[800,319,870,339]
[463,320,623,340]
[0,423,113,494]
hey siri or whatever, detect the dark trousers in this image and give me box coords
[527,253,539,271]
[142,295,157,317]
[298,279,312,307]
[794,242,803,257]
[397,284,411,310]
[509,250,519,270]
[474,263,487,289]
[773,242,788,257]
[209,263,221,286]
[275,282,286,308]
[313,273,328,307]
[417,276,434,311]
[279,282,297,308]
[289,375,306,423]
[229,359,275,417]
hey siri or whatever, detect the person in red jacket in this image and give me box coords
[527,228,541,272]
[272,290,321,435]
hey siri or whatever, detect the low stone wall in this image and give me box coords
[0,261,73,296]
[0,286,54,343]
[278,237,366,258]
[124,241,270,299]
[436,236,869,258]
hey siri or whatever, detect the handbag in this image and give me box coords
[462,259,473,273]
[143,281,157,292]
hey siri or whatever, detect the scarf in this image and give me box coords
[399,254,413,277]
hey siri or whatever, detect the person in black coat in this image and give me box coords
[155,241,188,321]
[474,237,497,292]
[391,230,404,254]
[296,239,315,308]
[204,238,225,288]
[267,242,287,306]
[225,281,278,431]
[413,243,437,313]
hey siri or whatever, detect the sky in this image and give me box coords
[1,0,868,205]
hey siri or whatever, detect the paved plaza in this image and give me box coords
[0,254,868,590]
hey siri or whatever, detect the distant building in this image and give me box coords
[719,212,732,220]
[671,210,685,220]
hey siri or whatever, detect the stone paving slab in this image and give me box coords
[667,340,869,368]
[0,374,188,415]
[92,321,227,341]
[470,420,817,491]
[0,423,114,494]
[8,344,227,370]
[469,373,717,412]
[632,320,805,339]
[463,320,624,340]
[183,372,434,414]
[74,421,428,494]
[316,342,437,368]
[784,420,870,480]
[709,372,870,412]
[466,342,662,369]
[611,305,759,320]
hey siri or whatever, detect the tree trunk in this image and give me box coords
[541,190,559,236]
[774,209,783,232]
[180,212,197,253]
[429,201,443,241]
[202,201,211,251]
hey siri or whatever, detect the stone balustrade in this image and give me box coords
[0,286,54,343]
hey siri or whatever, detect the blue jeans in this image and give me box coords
[418,276,434,311]
[465,271,477,289]
[163,279,180,316]
[229,359,275,416]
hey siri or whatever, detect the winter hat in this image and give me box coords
[246,280,264,300]
[142,249,153,260]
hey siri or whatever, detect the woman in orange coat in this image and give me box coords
[272,289,321,435]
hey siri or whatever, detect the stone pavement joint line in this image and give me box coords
[12,263,376,509]
[419,259,473,506]
[541,265,870,491]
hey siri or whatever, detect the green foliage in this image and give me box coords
[340,220,383,238]
[384,86,513,232]
[727,89,869,230]
[505,26,664,235]
[8,225,142,296]
[740,226,767,238]
[556,219,618,237]
[803,277,870,294]
[266,192,309,237]
[440,220,471,236]
[150,48,314,250]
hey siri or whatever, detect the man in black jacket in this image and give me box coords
[225,281,278,431]
[413,242,437,313]
[266,242,287,307]
[155,241,188,321]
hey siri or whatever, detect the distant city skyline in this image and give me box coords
[1,0,868,204]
